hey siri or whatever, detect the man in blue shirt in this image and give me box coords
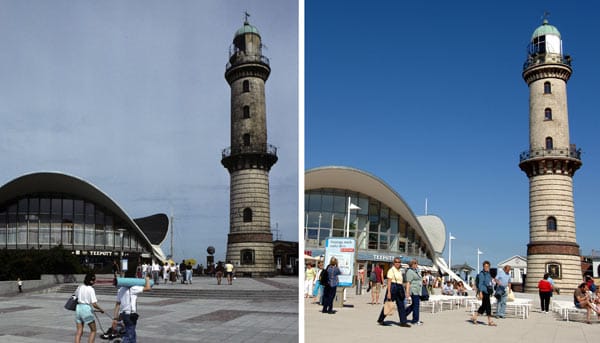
[495,265,511,318]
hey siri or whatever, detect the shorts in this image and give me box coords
[226,272,233,278]
[75,304,95,325]
[373,283,382,292]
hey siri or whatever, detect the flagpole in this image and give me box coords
[448,233,456,272]
[345,197,361,238]
[449,232,452,269]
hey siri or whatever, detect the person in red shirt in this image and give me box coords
[537,273,553,313]
[371,264,384,305]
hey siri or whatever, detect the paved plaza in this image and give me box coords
[305,288,600,343]
[0,276,298,343]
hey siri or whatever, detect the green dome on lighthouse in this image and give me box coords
[531,19,561,40]
[235,21,260,38]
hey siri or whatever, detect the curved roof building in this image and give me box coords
[0,171,168,264]
[305,166,452,272]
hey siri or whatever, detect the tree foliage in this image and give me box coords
[0,245,85,280]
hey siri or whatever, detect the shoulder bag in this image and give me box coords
[64,285,80,311]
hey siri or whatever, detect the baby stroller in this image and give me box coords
[95,311,125,342]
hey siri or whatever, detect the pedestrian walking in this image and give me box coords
[111,275,152,343]
[495,265,511,318]
[321,257,341,314]
[405,259,423,325]
[471,261,496,326]
[74,273,105,343]
[377,258,410,327]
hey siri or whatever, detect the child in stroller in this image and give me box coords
[95,311,125,342]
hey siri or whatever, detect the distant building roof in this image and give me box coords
[452,262,475,272]
[498,255,527,267]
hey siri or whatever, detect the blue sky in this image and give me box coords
[305,1,600,271]
[0,1,298,264]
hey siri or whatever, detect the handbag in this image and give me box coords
[507,289,515,302]
[65,294,77,311]
[383,300,396,316]
[64,285,80,311]
[391,268,405,300]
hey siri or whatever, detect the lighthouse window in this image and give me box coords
[544,108,552,120]
[243,208,252,222]
[546,216,557,231]
[242,80,250,92]
[243,134,250,146]
[544,82,552,94]
[531,35,546,54]
[243,106,250,119]
[241,249,255,265]
[545,137,553,150]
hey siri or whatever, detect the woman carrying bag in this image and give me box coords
[376,258,410,327]
[74,273,105,343]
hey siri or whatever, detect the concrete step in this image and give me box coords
[55,284,296,300]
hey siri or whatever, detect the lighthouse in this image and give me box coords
[519,18,582,293]
[221,17,277,277]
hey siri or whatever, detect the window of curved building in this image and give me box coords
[304,189,431,261]
[544,81,551,94]
[242,80,250,92]
[243,105,250,119]
[243,134,250,146]
[544,108,552,120]
[0,194,148,254]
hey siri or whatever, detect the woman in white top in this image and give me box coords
[75,273,104,343]
[162,262,169,284]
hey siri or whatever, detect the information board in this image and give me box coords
[324,238,356,287]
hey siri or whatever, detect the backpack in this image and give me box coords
[319,267,329,287]
[369,270,377,282]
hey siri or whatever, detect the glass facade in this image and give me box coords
[305,189,431,261]
[0,194,149,254]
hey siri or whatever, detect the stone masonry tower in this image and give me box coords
[221,18,277,277]
[520,19,582,293]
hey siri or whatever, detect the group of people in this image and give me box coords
[305,257,426,327]
[572,275,600,324]
[471,261,512,326]
[122,260,235,286]
[73,273,151,343]
[376,258,424,327]
[441,279,469,296]
[160,260,194,285]
[303,258,341,313]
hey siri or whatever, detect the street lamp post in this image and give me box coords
[448,232,456,272]
[118,228,126,277]
[345,197,361,238]
[477,248,483,274]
